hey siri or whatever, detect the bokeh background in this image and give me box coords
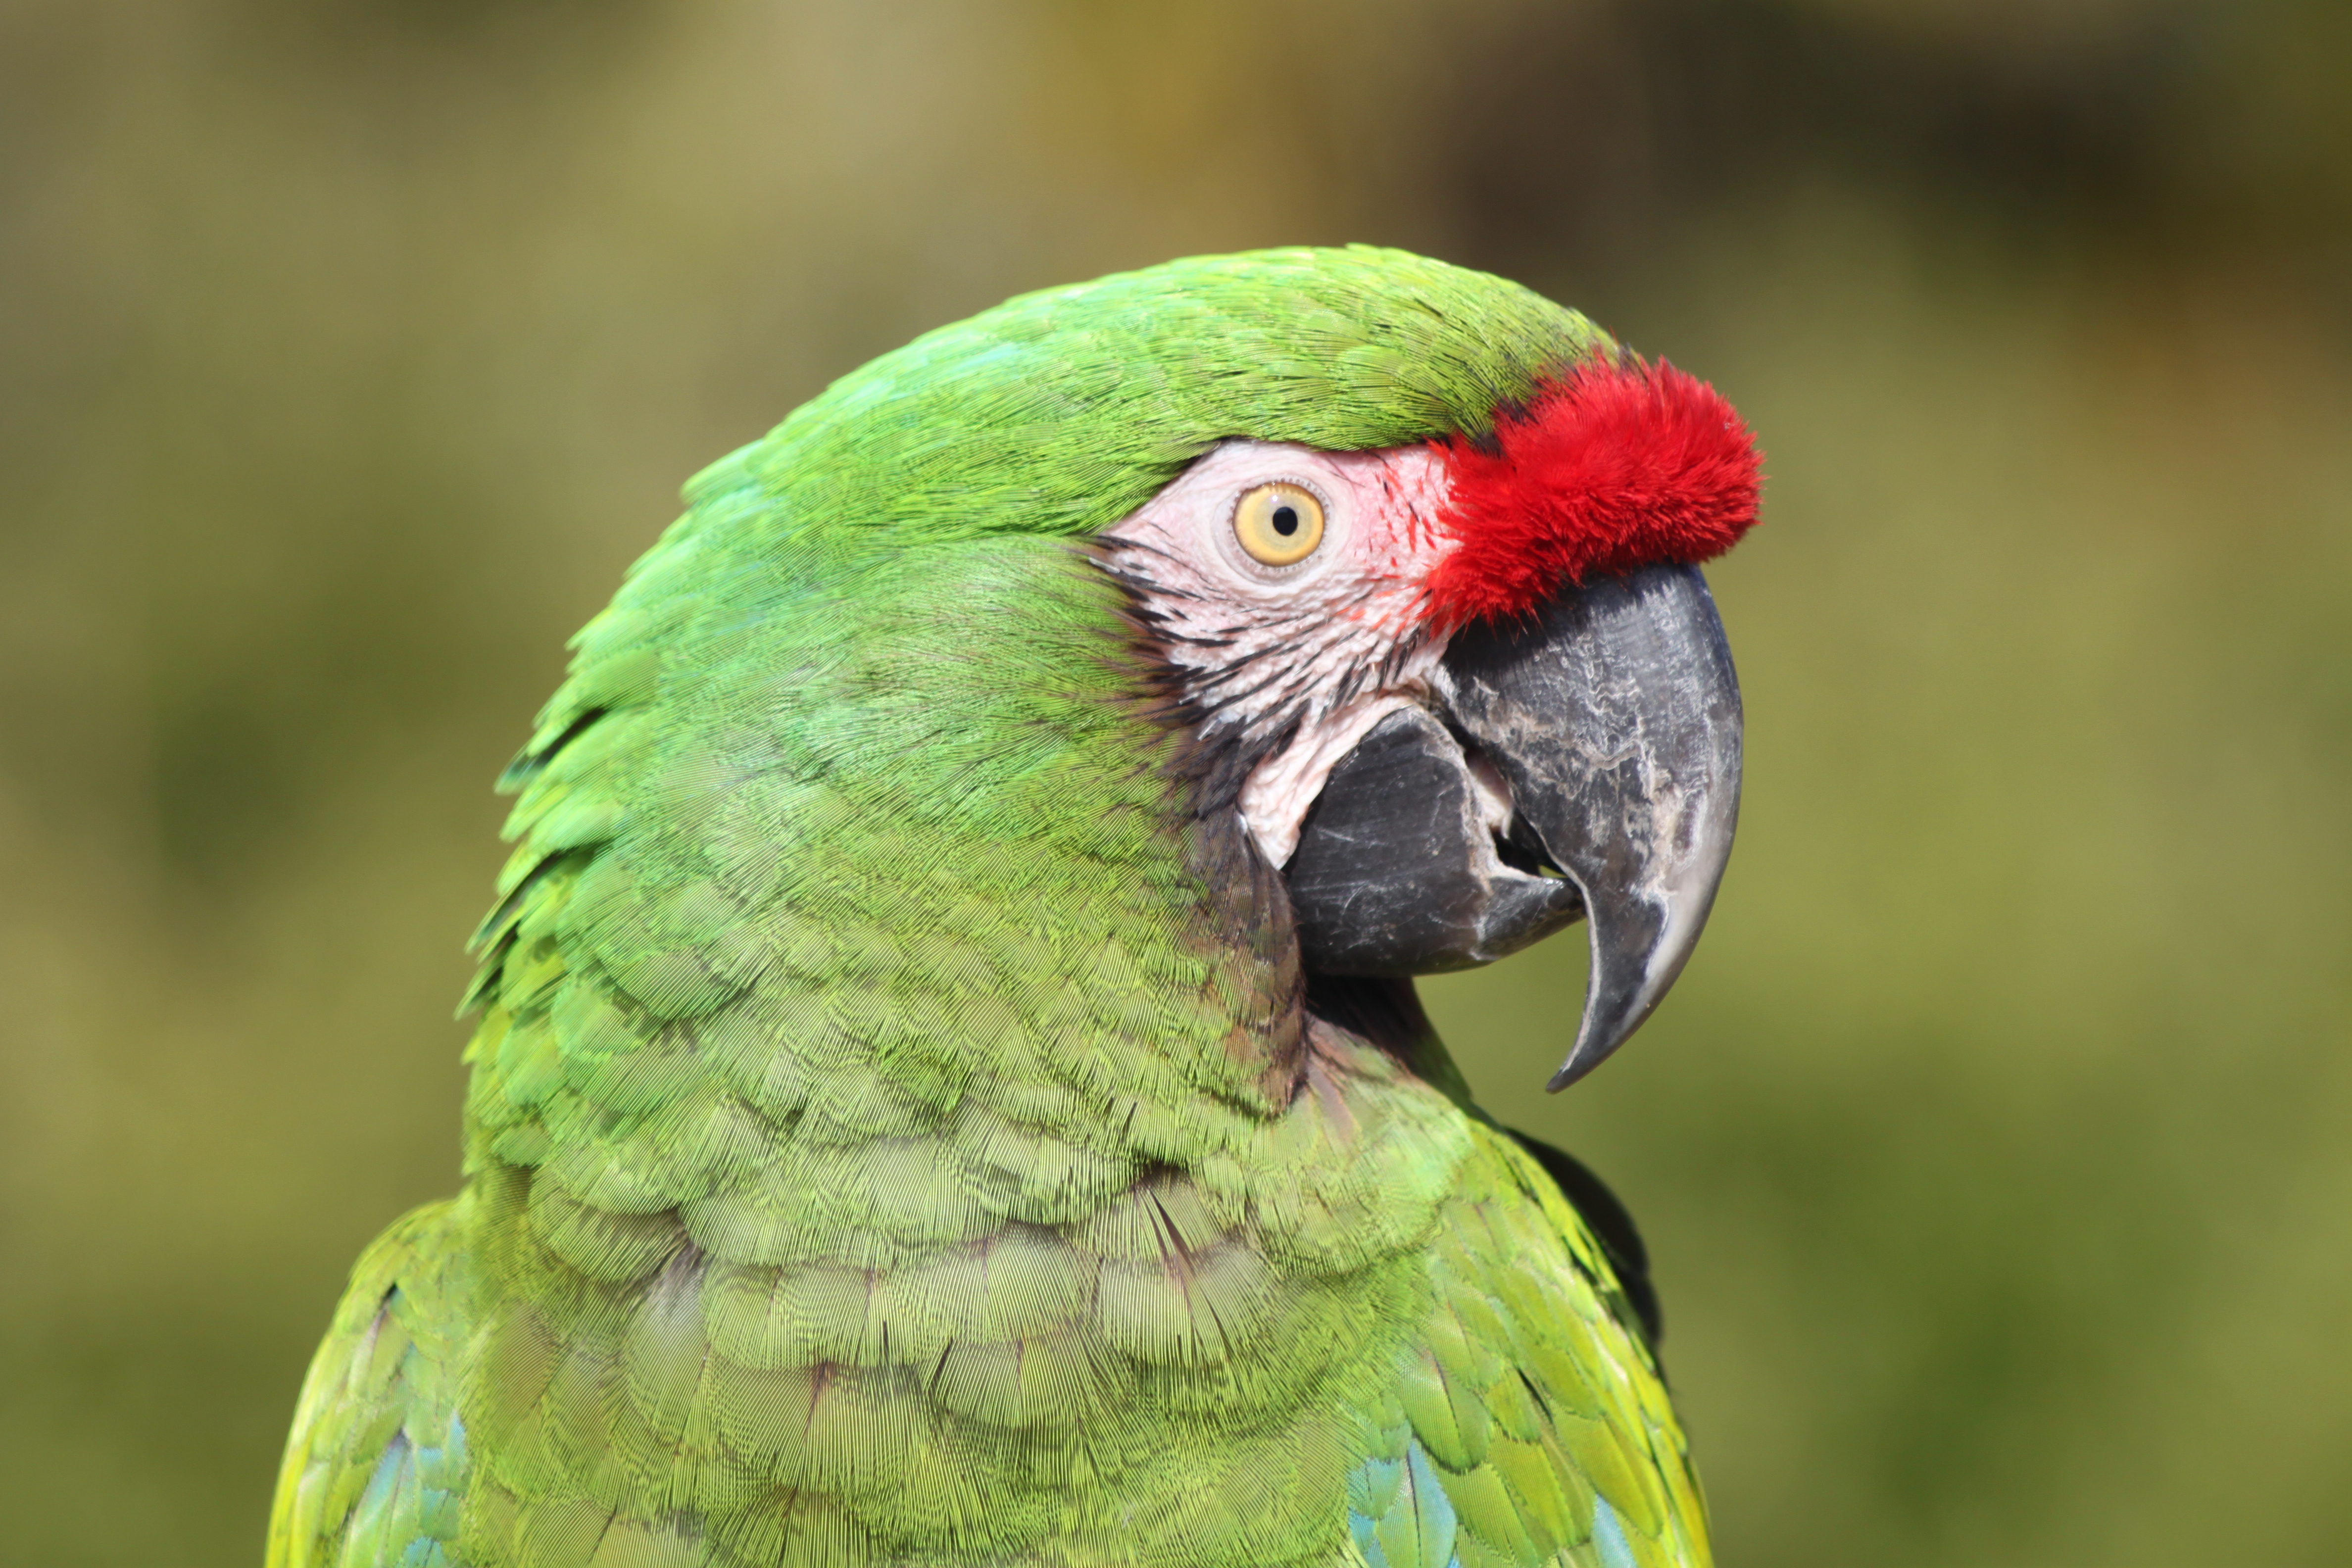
[4,1,2349,1563]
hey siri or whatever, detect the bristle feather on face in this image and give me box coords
[1424,358,1762,627]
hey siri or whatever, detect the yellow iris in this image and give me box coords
[1231,481,1325,567]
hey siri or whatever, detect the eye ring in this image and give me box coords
[1232,481,1326,567]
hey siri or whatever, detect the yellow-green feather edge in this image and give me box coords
[268,246,1710,1568]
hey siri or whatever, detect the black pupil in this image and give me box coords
[1271,505,1299,537]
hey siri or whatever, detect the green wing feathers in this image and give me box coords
[268,1201,475,1568]
[1347,1126,1709,1568]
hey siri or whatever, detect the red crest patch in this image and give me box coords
[1424,357,1762,627]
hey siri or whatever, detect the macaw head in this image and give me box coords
[506,246,1758,1092]
[1098,351,1753,1088]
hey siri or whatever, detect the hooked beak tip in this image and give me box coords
[1545,883,1715,1091]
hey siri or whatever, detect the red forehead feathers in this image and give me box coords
[1423,357,1762,626]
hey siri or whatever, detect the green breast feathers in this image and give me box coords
[268,245,1760,1568]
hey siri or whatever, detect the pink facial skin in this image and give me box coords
[1100,439,1464,867]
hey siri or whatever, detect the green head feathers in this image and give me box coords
[712,244,1611,542]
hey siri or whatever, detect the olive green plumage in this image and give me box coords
[268,246,1709,1568]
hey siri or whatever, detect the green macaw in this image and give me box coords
[267,245,1760,1568]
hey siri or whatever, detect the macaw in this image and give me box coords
[267,245,1759,1568]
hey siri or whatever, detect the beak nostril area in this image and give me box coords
[1495,816,1566,881]
[1461,745,1514,834]
[1459,735,1568,881]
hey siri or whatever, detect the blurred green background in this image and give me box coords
[3,1,2349,1563]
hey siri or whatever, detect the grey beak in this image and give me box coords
[1283,562,1741,1089]
[1438,563,1743,1089]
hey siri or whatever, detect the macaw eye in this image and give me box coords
[1232,481,1326,567]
